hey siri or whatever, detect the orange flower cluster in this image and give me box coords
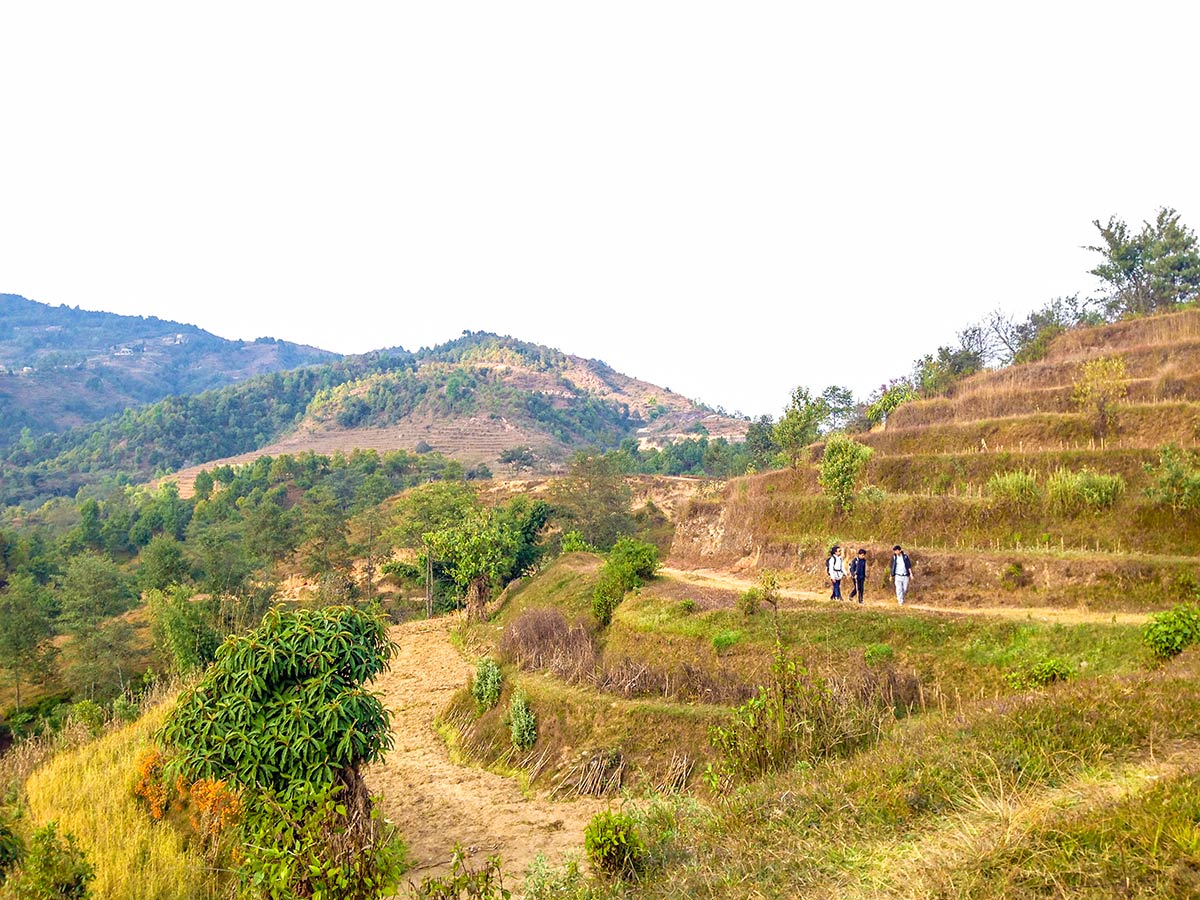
[133,748,169,820]
[188,778,242,840]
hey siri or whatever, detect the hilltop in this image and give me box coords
[0,293,338,441]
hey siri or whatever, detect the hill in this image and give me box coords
[673,308,1200,612]
[0,293,338,443]
[0,329,747,506]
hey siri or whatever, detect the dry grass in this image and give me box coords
[19,702,220,900]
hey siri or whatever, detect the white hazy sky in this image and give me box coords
[3,2,1198,419]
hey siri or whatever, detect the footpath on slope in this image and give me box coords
[366,617,608,886]
[661,567,1153,626]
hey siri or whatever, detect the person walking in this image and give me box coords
[890,544,914,605]
[827,545,846,600]
[848,548,867,604]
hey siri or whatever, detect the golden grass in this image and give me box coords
[21,702,219,900]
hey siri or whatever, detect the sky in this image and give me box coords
[3,2,1199,419]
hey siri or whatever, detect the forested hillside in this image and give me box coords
[0,294,338,441]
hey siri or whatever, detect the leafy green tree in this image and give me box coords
[160,606,402,899]
[298,486,351,578]
[389,481,478,549]
[425,509,519,621]
[57,552,133,634]
[192,468,214,501]
[498,445,537,472]
[818,435,874,514]
[147,586,219,676]
[774,387,823,468]
[1089,207,1200,317]
[865,380,917,427]
[0,575,56,709]
[548,454,634,550]
[138,534,192,592]
[744,415,779,471]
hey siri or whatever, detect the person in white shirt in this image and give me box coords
[827,545,846,600]
[890,544,914,605]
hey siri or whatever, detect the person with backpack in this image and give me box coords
[848,548,867,604]
[827,545,846,600]
[890,544,914,605]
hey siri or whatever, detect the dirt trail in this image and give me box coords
[661,566,1152,626]
[366,618,607,886]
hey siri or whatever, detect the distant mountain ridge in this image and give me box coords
[0,303,748,506]
[0,293,339,440]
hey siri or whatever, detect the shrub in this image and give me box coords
[864,643,894,667]
[1144,444,1200,514]
[508,691,537,750]
[410,846,508,899]
[711,631,741,654]
[1,821,94,899]
[68,701,106,738]
[1005,657,1072,689]
[736,588,761,617]
[1143,603,1200,658]
[818,435,874,514]
[606,537,660,585]
[1047,467,1125,516]
[1072,354,1127,436]
[472,658,503,712]
[591,571,626,628]
[0,815,21,885]
[583,810,646,877]
[985,470,1042,513]
[1000,562,1032,591]
[523,853,595,900]
[559,531,595,555]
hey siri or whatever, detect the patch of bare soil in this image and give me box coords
[660,566,1152,626]
[366,618,608,886]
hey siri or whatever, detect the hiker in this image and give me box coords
[827,545,846,600]
[848,548,867,604]
[890,544,914,605]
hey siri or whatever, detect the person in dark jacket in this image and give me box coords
[848,548,867,604]
[890,544,914,605]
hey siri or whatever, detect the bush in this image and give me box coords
[818,435,874,514]
[583,810,646,878]
[985,470,1042,513]
[559,531,595,554]
[68,701,106,738]
[472,658,503,711]
[1,821,94,899]
[1143,603,1200,658]
[591,571,626,628]
[1005,657,1072,689]
[606,537,660,585]
[410,846,508,899]
[508,691,537,750]
[522,854,595,900]
[1047,467,1125,516]
[736,588,761,617]
[0,815,22,885]
[1144,444,1200,514]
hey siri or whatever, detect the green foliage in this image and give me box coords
[1089,207,1200,317]
[497,446,536,471]
[1142,603,1200,658]
[425,508,520,620]
[0,821,94,899]
[0,575,55,709]
[507,691,537,751]
[985,470,1043,513]
[583,810,646,878]
[773,386,824,468]
[67,701,105,738]
[147,587,220,676]
[591,538,659,627]
[863,643,894,666]
[472,658,503,712]
[865,380,917,426]
[711,630,741,653]
[818,435,873,513]
[736,588,761,617]
[559,531,595,554]
[522,854,595,900]
[549,454,633,551]
[235,785,406,900]
[1071,355,1128,436]
[408,845,509,899]
[1046,468,1125,515]
[708,652,887,786]
[160,605,395,798]
[0,815,22,886]
[1004,657,1072,690]
[1144,444,1200,514]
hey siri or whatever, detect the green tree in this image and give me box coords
[160,606,402,899]
[0,575,56,709]
[548,454,634,550]
[498,445,537,472]
[818,435,874,514]
[298,486,351,578]
[865,380,917,427]
[138,534,191,592]
[744,415,779,471]
[1089,207,1200,317]
[425,508,519,621]
[57,552,133,634]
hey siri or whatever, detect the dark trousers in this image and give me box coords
[831,579,842,600]
[851,576,865,602]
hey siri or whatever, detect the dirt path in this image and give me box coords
[661,566,1153,626]
[366,618,607,887]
